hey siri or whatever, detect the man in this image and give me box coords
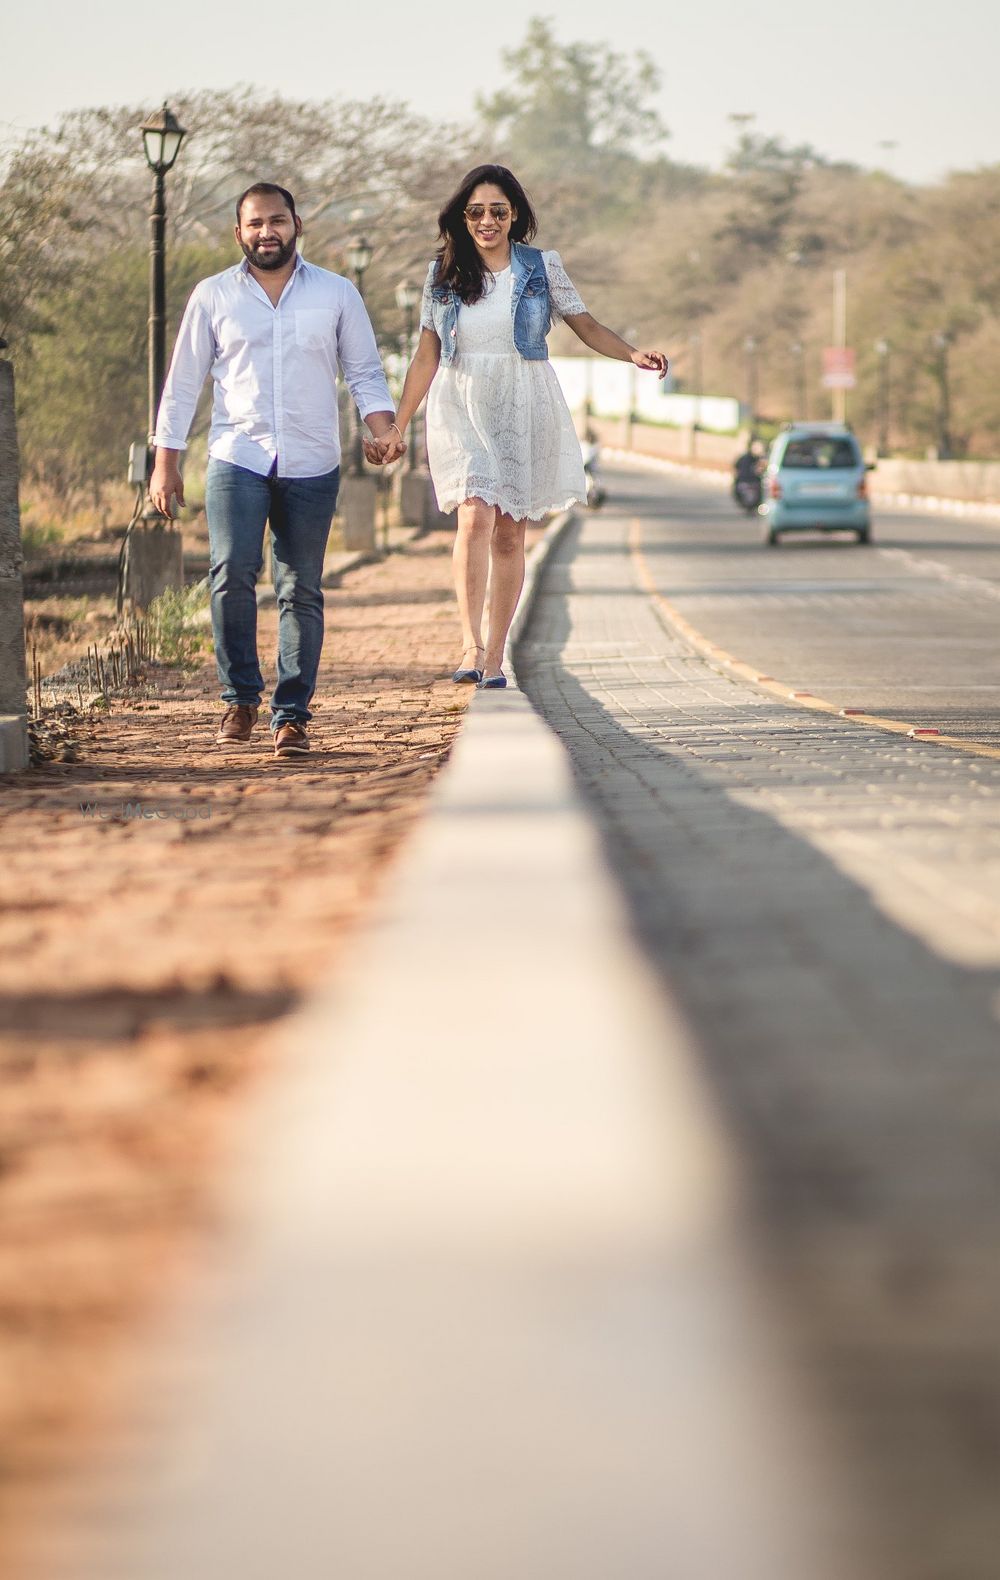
[732,439,763,507]
[150,182,396,758]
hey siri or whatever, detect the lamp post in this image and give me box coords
[140,104,187,501]
[395,278,419,468]
[931,331,952,460]
[790,341,806,420]
[743,336,758,433]
[625,325,639,448]
[688,331,703,458]
[346,234,373,475]
[689,331,703,425]
[874,338,891,456]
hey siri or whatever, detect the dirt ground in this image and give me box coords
[0,526,527,1572]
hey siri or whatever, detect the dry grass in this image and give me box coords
[23,597,119,679]
[19,481,139,551]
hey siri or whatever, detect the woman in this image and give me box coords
[369,165,668,688]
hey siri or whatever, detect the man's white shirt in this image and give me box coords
[154,255,392,478]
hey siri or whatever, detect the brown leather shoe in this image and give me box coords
[273,721,310,757]
[216,704,259,743]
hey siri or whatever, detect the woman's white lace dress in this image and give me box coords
[421,252,588,521]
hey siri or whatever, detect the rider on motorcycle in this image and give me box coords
[732,440,764,509]
[733,443,763,486]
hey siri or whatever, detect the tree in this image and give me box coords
[478,17,667,169]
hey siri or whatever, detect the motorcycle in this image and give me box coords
[733,473,762,513]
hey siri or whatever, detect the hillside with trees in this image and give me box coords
[3,17,1000,489]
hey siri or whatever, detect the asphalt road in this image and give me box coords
[625,463,1000,742]
[517,465,1000,1580]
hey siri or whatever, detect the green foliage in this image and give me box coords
[145,577,210,668]
[14,242,229,489]
[20,520,64,554]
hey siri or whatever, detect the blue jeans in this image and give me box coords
[205,458,340,728]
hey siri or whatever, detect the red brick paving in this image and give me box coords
[0,527,504,1569]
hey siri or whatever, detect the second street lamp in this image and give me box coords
[395,277,418,351]
[347,235,373,475]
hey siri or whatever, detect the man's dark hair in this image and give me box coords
[236,183,297,224]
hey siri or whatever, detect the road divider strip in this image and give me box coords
[629,517,1000,763]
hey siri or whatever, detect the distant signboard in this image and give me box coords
[822,347,856,389]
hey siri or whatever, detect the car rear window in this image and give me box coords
[781,436,860,469]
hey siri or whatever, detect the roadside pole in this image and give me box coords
[0,351,29,770]
[832,269,847,424]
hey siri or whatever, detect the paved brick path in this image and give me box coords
[0,528,489,1571]
[518,508,1000,1580]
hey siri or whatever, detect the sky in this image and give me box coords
[5,0,1000,185]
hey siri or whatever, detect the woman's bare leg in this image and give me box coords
[453,497,496,667]
[483,513,527,678]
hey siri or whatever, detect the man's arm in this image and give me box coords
[336,281,396,443]
[149,292,215,516]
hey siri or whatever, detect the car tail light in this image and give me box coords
[857,476,868,499]
[768,476,782,500]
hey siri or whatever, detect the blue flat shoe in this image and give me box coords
[478,671,507,690]
[452,645,484,684]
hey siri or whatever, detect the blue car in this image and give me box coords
[760,423,873,545]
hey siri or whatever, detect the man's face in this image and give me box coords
[236,195,301,271]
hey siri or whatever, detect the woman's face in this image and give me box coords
[463,182,516,259]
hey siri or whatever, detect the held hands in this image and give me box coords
[630,349,670,381]
[363,424,406,466]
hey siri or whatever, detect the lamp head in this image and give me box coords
[347,235,373,277]
[141,103,187,174]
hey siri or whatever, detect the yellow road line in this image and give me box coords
[629,518,1000,763]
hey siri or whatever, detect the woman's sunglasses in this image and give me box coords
[464,204,511,222]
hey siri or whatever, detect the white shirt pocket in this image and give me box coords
[295,309,334,350]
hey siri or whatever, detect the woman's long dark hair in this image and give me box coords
[435,164,538,305]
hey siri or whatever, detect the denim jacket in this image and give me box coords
[427,243,551,367]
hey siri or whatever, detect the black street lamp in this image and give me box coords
[744,336,758,431]
[347,234,373,475]
[874,338,891,456]
[395,278,419,469]
[931,331,952,460]
[140,104,187,492]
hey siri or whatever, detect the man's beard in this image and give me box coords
[240,235,297,271]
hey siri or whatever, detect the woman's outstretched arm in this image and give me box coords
[563,312,669,379]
